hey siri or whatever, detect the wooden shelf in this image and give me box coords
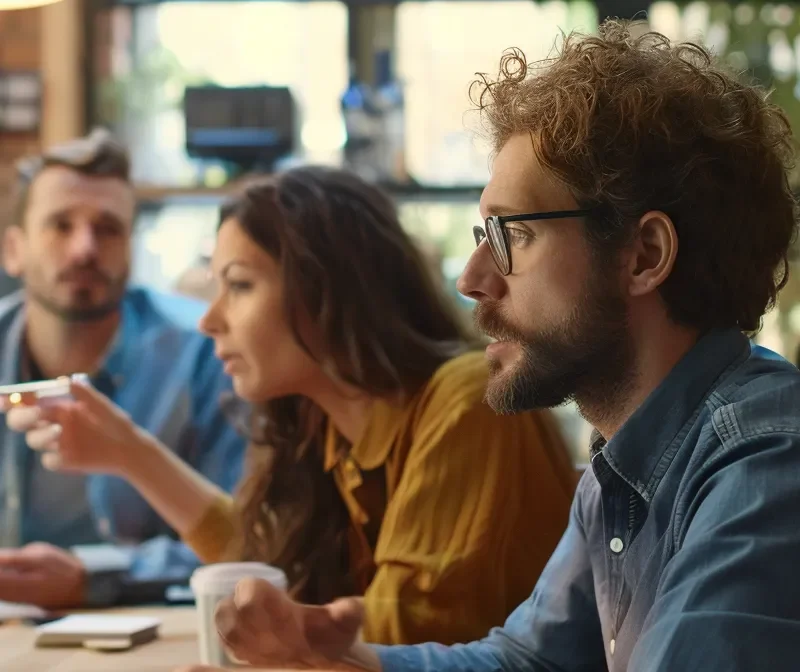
[135,184,235,204]
[134,181,485,207]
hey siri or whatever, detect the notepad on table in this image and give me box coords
[34,614,161,651]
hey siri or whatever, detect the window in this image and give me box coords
[396,0,598,186]
[97,1,348,185]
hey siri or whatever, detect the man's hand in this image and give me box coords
[213,577,371,669]
[4,381,148,476]
[0,542,85,608]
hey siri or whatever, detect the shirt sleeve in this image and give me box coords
[362,398,576,647]
[374,474,606,671]
[628,430,800,671]
[181,493,238,564]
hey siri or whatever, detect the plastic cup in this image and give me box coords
[190,562,288,667]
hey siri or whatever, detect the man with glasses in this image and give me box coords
[0,129,245,608]
[181,20,800,672]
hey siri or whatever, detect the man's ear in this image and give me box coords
[624,211,678,298]
[3,226,25,278]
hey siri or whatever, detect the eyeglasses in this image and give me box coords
[473,208,595,275]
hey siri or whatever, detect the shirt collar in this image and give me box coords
[324,397,409,472]
[600,327,750,502]
[0,301,25,386]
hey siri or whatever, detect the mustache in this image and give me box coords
[473,301,527,342]
[56,264,111,284]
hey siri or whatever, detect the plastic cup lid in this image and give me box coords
[190,562,288,596]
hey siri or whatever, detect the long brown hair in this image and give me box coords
[221,166,476,603]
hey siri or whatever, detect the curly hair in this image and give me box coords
[470,19,798,334]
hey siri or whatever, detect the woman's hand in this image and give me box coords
[3,380,152,476]
[213,578,373,670]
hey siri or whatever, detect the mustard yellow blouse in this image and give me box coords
[183,351,576,646]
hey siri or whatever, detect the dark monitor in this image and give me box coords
[183,85,295,169]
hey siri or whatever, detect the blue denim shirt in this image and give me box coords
[0,288,245,583]
[377,328,800,671]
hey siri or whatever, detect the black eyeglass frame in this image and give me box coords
[472,208,596,275]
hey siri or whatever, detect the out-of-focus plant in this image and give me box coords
[96,45,209,125]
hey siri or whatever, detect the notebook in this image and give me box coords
[34,614,161,651]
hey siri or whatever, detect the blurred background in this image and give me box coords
[0,0,799,460]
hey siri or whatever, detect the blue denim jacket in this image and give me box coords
[377,328,800,671]
[0,288,245,585]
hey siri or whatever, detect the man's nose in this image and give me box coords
[456,240,506,303]
[67,225,99,262]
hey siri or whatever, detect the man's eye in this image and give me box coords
[506,228,534,246]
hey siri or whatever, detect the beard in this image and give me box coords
[474,264,635,416]
[26,263,128,322]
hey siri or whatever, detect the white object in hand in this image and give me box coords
[0,373,90,407]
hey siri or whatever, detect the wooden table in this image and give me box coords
[0,606,202,671]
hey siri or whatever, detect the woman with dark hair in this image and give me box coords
[7,166,576,645]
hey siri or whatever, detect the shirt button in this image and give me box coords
[610,537,624,553]
[610,638,616,655]
[7,494,19,510]
[416,571,434,591]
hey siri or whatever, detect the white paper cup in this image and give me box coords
[190,562,288,667]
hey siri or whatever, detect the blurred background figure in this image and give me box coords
[0,129,245,609]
